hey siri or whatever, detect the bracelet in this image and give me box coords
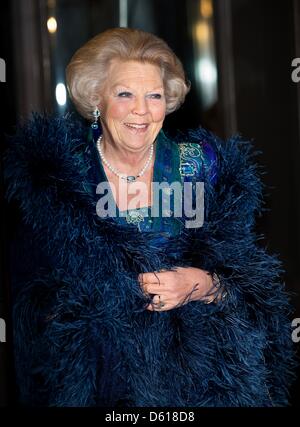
[204,272,227,304]
[212,272,221,289]
[213,273,228,302]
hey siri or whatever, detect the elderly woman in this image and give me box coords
[4,27,295,407]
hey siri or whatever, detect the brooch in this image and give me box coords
[125,210,145,227]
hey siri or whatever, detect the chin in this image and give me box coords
[121,133,154,149]
[123,139,151,151]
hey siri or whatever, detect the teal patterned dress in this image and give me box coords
[91,129,217,236]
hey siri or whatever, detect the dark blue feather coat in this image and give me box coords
[3,114,296,406]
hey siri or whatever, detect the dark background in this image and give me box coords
[0,0,299,407]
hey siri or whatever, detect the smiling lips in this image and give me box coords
[124,122,149,132]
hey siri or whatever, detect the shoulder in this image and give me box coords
[162,126,263,188]
[4,112,87,157]
[178,140,218,185]
[161,128,219,185]
[174,127,265,220]
[3,112,90,207]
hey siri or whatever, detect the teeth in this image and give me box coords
[125,123,148,129]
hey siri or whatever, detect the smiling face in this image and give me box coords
[99,60,166,153]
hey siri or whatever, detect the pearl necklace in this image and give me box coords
[96,135,154,182]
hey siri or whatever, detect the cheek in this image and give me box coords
[106,102,130,121]
[155,110,166,122]
[152,105,166,123]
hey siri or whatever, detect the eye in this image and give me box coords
[148,93,163,99]
[117,91,132,98]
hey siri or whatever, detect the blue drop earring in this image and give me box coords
[91,107,100,129]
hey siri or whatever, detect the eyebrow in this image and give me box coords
[112,84,164,91]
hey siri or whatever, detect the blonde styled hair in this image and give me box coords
[66,27,190,120]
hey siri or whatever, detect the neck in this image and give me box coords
[100,136,155,175]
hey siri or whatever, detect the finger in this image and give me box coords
[152,294,168,310]
[201,295,216,304]
[151,294,161,304]
[138,270,169,284]
[145,292,174,311]
[140,272,161,284]
[145,302,169,312]
[142,284,169,295]
[138,274,156,294]
[139,283,164,299]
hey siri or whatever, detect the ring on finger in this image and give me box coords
[153,295,166,309]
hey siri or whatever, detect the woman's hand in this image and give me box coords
[138,266,219,311]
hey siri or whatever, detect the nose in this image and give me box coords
[132,96,149,115]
